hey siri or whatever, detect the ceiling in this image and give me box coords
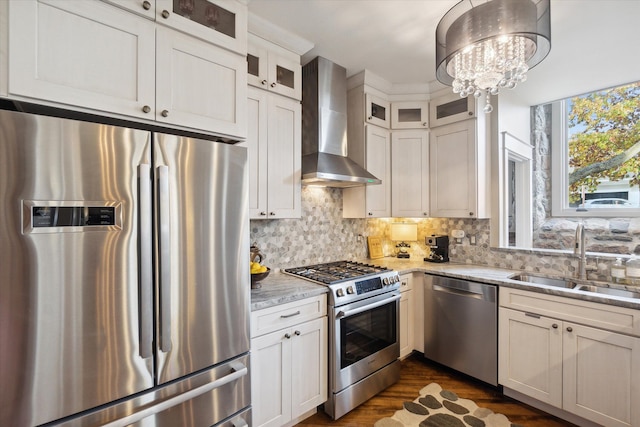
[247,0,640,105]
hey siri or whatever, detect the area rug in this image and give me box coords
[374,383,522,427]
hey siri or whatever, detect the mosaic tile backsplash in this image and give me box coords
[250,186,621,282]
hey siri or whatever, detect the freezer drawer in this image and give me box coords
[54,354,251,427]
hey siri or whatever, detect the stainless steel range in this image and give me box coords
[284,261,401,419]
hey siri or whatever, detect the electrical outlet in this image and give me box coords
[470,235,476,245]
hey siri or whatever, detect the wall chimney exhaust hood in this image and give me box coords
[301,57,381,188]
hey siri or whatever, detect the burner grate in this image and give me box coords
[284,261,388,285]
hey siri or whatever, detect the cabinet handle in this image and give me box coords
[270,82,277,88]
[142,0,151,10]
[552,323,558,329]
[566,326,573,332]
[161,9,170,19]
[261,79,267,86]
[280,311,301,319]
[142,105,151,114]
[294,330,301,336]
[161,110,169,117]
[284,333,291,339]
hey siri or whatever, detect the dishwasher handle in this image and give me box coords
[431,278,496,303]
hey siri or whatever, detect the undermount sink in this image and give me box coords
[574,284,640,299]
[510,273,577,289]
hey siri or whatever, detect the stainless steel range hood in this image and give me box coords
[302,57,381,188]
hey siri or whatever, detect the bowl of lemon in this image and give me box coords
[250,261,270,289]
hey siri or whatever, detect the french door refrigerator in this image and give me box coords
[0,109,251,426]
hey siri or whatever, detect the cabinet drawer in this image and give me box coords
[500,287,640,337]
[251,294,327,337]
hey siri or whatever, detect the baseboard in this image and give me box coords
[503,387,601,427]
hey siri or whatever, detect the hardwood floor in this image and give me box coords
[295,353,577,427]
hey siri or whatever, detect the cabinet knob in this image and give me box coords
[566,326,573,332]
[259,212,266,216]
[368,212,373,216]
[468,111,473,116]
[422,122,427,127]
[294,330,301,336]
[552,323,558,329]
[261,79,267,86]
[423,212,428,216]
[469,212,474,216]
[142,105,151,114]
[284,333,291,339]
[161,9,170,19]
[368,116,373,120]
[142,0,151,10]
[270,212,275,216]
[161,110,169,117]
[270,82,277,88]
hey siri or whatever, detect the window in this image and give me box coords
[551,82,640,217]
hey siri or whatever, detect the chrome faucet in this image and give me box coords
[574,222,587,280]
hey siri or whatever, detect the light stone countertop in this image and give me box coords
[250,257,640,311]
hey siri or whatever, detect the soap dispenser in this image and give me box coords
[611,258,626,284]
[625,255,640,286]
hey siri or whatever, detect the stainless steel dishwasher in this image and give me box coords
[423,274,498,385]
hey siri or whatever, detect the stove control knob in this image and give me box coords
[383,277,389,285]
[336,288,345,297]
[346,286,355,294]
[394,275,400,283]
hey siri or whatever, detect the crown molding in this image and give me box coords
[248,13,314,56]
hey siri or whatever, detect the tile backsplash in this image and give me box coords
[250,186,617,282]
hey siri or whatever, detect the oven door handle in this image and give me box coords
[336,293,401,319]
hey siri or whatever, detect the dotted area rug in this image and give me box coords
[374,383,523,427]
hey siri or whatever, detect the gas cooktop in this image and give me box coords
[283,261,400,306]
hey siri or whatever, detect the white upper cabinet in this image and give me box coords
[8,0,247,138]
[101,0,156,19]
[156,0,247,54]
[156,26,246,137]
[9,0,156,120]
[391,101,429,129]
[429,93,476,128]
[429,118,489,218]
[247,35,301,100]
[365,93,390,128]
[391,130,429,218]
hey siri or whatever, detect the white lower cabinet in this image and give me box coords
[399,273,414,359]
[251,295,328,427]
[499,288,640,427]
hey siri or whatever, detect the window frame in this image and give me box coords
[551,100,640,217]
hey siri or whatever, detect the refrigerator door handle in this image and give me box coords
[101,361,249,427]
[157,165,172,352]
[139,164,153,359]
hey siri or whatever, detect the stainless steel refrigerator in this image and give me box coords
[0,109,251,426]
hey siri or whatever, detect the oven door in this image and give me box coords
[331,292,401,393]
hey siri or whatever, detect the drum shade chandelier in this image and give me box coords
[435,0,551,113]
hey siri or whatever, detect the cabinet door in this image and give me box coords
[391,101,429,129]
[101,0,156,19]
[365,93,390,128]
[430,120,478,218]
[290,317,328,419]
[498,308,563,407]
[399,273,414,359]
[266,95,301,218]
[247,44,269,90]
[156,0,247,54]
[242,87,269,219]
[563,323,640,427]
[364,125,391,217]
[267,52,301,100]
[156,26,247,137]
[391,130,429,218]
[429,93,476,127]
[251,330,292,427]
[9,0,155,119]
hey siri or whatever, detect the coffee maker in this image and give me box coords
[424,235,449,263]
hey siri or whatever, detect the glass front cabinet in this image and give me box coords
[156,0,247,54]
[391,101,429,129]
[429,93,476,128]
[247,35,301,100]
[365,93,390,128]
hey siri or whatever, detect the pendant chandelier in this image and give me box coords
[436,0,551,113]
